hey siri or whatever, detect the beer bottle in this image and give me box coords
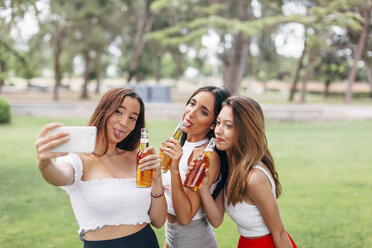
[136,128,153,187]
[184,138,216,191]
[160,120,183,173]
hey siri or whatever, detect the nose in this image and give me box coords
[119,116,129,127]
[187,106,197,118]
[214,124,222,135]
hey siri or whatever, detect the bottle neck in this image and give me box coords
[140,139,149,150]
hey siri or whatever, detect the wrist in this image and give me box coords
[151,186,165,198]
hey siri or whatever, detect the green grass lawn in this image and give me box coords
[1,117,371,248]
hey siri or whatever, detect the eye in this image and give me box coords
[189,101,195,106]
[216,121,221,126]
[129,116,137,121]
[201,110,208,116]
[115,110,122,115]
[226,124,233,129]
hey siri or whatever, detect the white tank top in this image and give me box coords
[162,138,220,220]
[224,165,276,237]
[56,153,151,237]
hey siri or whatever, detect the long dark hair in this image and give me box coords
[180,86,231,199]
[88,87,145,156]
[224,96,282,206]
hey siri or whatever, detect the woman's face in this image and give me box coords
[106,96,140,145]
[215,106,235,152]
[183,91,215,141]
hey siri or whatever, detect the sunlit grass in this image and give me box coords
[1,117,371,247]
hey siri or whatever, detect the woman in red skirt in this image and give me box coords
[191,95,297,247]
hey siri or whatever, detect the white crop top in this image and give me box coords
[56,153,151,236]
[224,165,276,237]
[163,139,220,220]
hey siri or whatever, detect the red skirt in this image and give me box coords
[238,233,297,248]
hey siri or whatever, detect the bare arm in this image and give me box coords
[36,122,75,186]
[163,140,220,226]
[139,146,167,228]
[197,169,225,228]
[248,169,293,248]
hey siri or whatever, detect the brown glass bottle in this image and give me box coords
[184,138,216,191]
[159,120,183,173]
[136,128,153,187]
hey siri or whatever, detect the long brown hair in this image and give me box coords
[180,86,231,199]
[224,95,281,206]
[88,87,145,156]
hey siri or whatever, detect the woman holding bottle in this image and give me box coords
[160,86,230,248]
[195,95,297,248]
[35,87,166,248]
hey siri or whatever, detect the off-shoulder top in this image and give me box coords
[56,153,151,237]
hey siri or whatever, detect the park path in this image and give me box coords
[9,101,372,121]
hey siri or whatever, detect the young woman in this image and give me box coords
[195,95,297,248]
[35,88,166,248]
[160,86,230,248]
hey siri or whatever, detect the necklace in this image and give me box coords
[106,149,125,157]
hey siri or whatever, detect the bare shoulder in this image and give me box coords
[247,166,272,190]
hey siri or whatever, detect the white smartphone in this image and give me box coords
[50,126,97,154]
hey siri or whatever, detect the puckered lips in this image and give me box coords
[183,118,193,128]
[114,128,125,140]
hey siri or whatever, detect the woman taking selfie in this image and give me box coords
[195,95,297,248]
[161,86,230,248]
[35,87,166,248]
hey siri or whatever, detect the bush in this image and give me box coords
[0,98,11,123]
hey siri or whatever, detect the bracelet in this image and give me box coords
[151,187,165,198]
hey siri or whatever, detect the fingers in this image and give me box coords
[160,138,182,160]
[36,122,64,139]
[138,154,161,171]
[143,146,156,155]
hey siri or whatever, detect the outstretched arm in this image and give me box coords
[36,122,75,186]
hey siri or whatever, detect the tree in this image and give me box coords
[345,0,371,103]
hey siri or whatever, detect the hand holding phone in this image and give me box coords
[50,126,97,154]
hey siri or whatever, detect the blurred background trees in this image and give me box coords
[0,0,370,102]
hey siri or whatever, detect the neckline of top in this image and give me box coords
[184,138,209,148]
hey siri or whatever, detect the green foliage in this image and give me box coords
[0,98,11,123]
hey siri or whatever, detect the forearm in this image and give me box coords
[199,190,224,227]
[149,175,167,228]
[171,170,195,225]
[38,161,74,186]
[272,230,293,248]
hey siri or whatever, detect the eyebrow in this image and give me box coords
[118,105,139,116]
[191,98,211,113]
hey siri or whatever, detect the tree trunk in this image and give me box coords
[345,4,370,104]
[0,60,5,93]
[289,40,307,101]
[363,58,372,97]
[81,50,90,99]
[156,55,162,82]
[53,40,62,101]
[223,0,251,94]
[323,77,331,98]
[95,53,101,94]
[128,0,148,83]
[300,51,315,103]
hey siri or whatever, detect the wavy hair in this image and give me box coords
[224,95,281,206]
[88,87,145,156]
[180,86,231,199]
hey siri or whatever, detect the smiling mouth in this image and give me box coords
[216,138,224,142]
[114,128,125,139]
